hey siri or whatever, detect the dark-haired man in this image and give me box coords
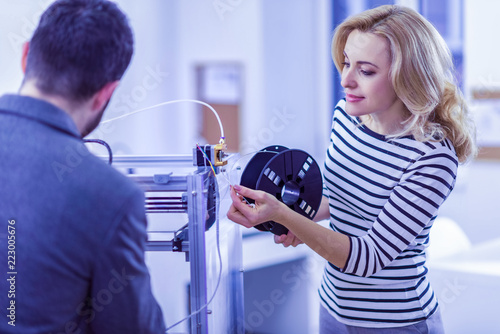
[0,1,165,333]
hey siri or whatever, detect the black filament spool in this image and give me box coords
[240,145,323,235]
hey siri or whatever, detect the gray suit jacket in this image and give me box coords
[0,95,165,333]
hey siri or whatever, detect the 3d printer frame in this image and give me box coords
[112,154,220,334]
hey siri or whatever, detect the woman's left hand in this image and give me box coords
[274,231,304,247]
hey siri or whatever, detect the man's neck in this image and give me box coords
[19,81,88,136]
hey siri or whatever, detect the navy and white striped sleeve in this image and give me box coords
[341,145,458,277]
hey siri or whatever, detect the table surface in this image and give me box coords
[428,237,500,276]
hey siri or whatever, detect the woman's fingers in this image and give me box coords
[228,184,287,230]
[291,236,303,247]
[227,204,249,227]
[274,234,285,244]
[274,231,303,248]
[228,186,261,228]
[229,185,253,211]
[229,185,305,248]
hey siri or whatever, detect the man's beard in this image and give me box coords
[81,99,110,138]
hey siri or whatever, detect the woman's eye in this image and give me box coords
[342,62,350,68]
[361,70,374,76]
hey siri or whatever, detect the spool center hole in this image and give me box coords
[281,181,300,205]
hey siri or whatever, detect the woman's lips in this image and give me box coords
[346,94,364,103]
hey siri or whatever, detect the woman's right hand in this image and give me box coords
[227,184,288,229]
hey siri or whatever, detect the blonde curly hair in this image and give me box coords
[332,5,477,163]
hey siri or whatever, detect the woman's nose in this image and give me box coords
[341,67,356,89]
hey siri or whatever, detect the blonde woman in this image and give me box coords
[228,5,476,333]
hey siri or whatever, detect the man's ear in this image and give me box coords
[21,42,29,73]
[92,81,120,112]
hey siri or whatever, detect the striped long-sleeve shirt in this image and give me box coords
[319,99,457,328]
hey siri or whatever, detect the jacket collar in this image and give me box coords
[0,94,81,139]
